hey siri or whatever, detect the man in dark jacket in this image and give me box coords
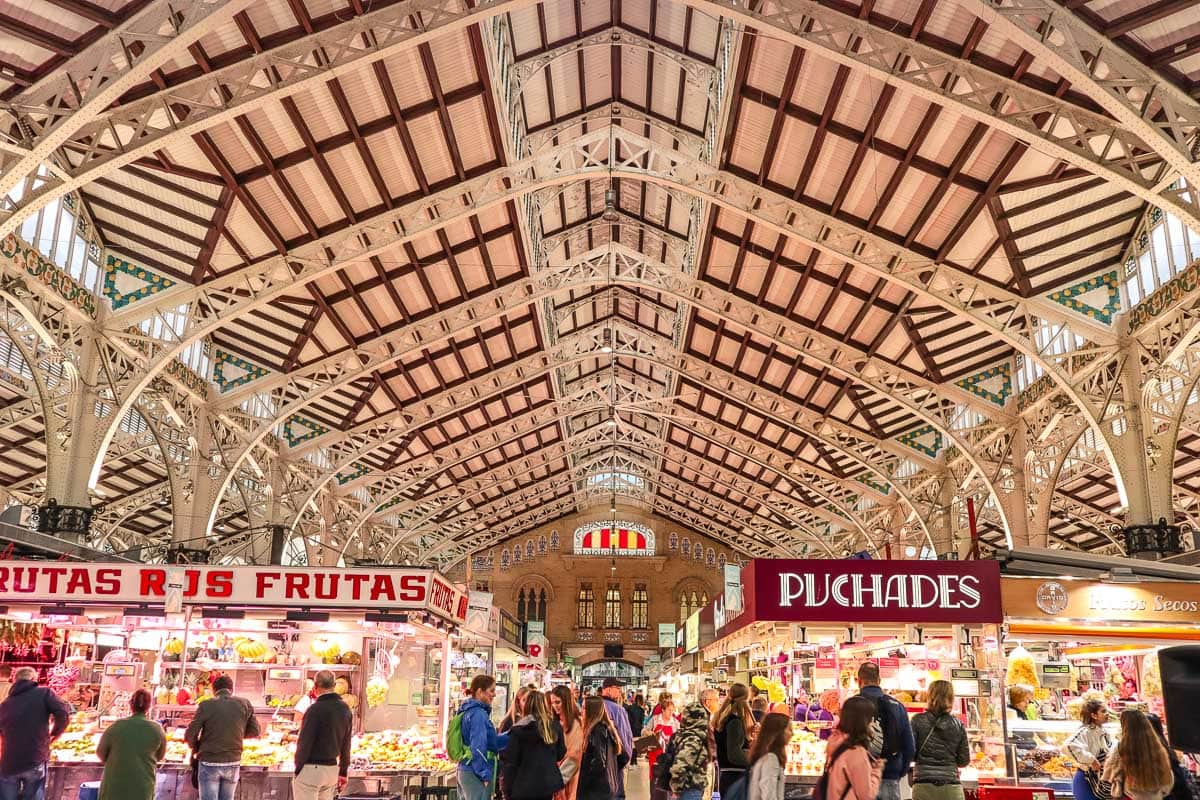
[0,667,70,800]
[856,662,916,800]
[185,674,262,800]
[292,670,353,800]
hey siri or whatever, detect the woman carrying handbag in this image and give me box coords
[909,681,969,800]
[550,686,583,800]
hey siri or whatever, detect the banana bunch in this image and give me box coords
[164,638,185,656]
[367,676,389,708]
[310,638,341,663]
[233,638,273,662]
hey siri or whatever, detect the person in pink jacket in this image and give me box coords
[823,696,884,800]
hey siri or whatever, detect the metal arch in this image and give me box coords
[510,28,715,101]
[361,416,868,555]
[423,483,798,564]
[413,473,798,563]
[523,104,706,158]
[963,0,1200,198]
[0,0,256,202]
[208,298,1003,541]
[98,125,1116,410]
[198,242,1008,499]
[6,0,1200,242]
[374,431,842,560]
[319,340,945,550]
[88,129,1122,509]
[284,373,925,545]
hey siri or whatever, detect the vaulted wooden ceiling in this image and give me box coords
[4,0,1200,566]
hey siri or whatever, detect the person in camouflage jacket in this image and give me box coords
[669,702,713,799]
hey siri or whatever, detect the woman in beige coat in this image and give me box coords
[550,686,583,800]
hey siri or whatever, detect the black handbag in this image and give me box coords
[190,753,199,789]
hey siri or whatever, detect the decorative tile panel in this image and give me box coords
[102,254,176,309]
[283,415,329,447]
[1046,270,1120,324]
[954,362,1012,406]
[896,424,943,458]
[212,348,270,392]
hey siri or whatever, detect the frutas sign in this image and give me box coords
[0,561,468,623]
[716,559,1002,636]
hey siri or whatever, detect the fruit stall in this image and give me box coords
[703,559,1010,798]
[0,560,468,800]
[999,575,1200,793]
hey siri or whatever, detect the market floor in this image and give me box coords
[624,763,652,800]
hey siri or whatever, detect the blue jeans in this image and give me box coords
[199,763,240,800]
[675,790,704,800]
[0,766,45,800]
[457,767,492,800]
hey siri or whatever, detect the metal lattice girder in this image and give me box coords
[289,370,927,546]
[511,27,716,99]
[540,209,691,267]
[523,104,707,159]
[90,127,1125,496]
[425,478,799,566]
[378,433,827,560]
[91,482,172,534]
[965,0,1200,195]
[321,322,967,547]
[0,0,546,240]
[415,471,789,564]
[371,418,853,555]
[102,124,1117,396]
[0,0,256,203]
[714,0,1200,233]
[199,244,1009,516]
[260,313,980,530]
[199,247,1012,532]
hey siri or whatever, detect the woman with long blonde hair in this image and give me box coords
[550,686,583,800]
[1102,709,1175,800]
[714,683,755,792]
[500,691,566,800]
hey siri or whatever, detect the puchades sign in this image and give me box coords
[0,561,468,623]
[714,559,1003,637]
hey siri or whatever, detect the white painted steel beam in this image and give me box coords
[0,0,255,202]
[964,0,1200,201]
[5,0,1197,242]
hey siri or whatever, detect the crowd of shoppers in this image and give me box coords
[0,659,1190,800]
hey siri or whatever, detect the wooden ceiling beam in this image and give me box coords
[1104,0,1194,37]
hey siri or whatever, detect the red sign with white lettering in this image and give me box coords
[716,559,1002,637]
[0,562,468,623]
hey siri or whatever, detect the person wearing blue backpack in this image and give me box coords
[454,675,509,800]
[855,663,915,800]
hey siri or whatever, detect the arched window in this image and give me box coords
[516,584,548,623]
[677,585,710,622]
[577,584,595,628]
[604,584,622,628]
[632,584,648,629]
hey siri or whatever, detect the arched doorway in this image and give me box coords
[579,660,646,696]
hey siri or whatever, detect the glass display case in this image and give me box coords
[1006,718,1120,788]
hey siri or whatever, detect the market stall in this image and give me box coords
[999,575,1200,792]
[491,610,525,726]
[0,560,467,800]
[703,559,1008,799]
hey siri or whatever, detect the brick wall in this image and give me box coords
[459,507,736,666]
